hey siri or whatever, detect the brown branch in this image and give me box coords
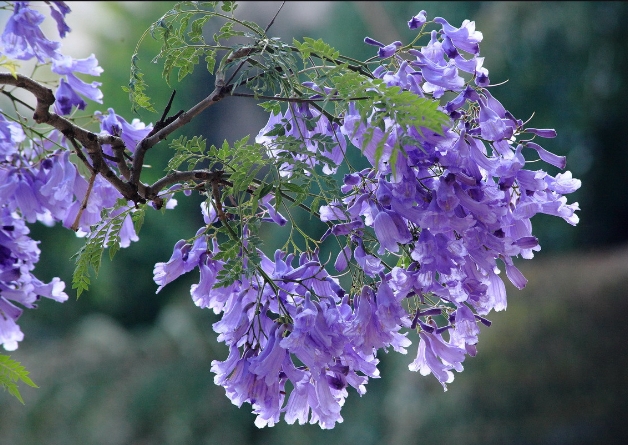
[146,170,226,199]
[230,92,368,102]
[265,1,285,33]
[0,73,147,204]
[71,171,97,232]
[130,80,230,187]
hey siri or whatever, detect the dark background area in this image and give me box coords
[1,2,627,444]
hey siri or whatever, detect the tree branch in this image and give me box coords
[130,80,230,187]
[0,73,146,203]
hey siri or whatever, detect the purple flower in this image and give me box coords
[334,245,351,272]
[377,41,402,58]
[450,305,480,347]
[48,1,71,38]
[1,2,61,62]
[38,151,77,220]
[59,71,103,105]
[0,113,25,160]
[0,316,23,351]
[248,325,287,385]
[61,175,122,231]
[96,108,153,153]
[546,171,581,194]
[354,241,384,277]
[260,194,287,226]
[52,54,103,76]
[0,207,67,350]
[527,141,567,169]
[434,17,483,55]
[346,286,407,355]
[54,78,86,115]
[478,97,513,141]
[137,8,584,425]
[363,36,384,48]
[153,229,207,293]
[409,330,466,390]
[372,209,411,254]
[408,11,427,29]
[412,50,465,93]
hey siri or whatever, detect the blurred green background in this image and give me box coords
[1,2,627,444]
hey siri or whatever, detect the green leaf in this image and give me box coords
[132,206,146,234]
[258,101,281,115]
[292,37,340,60]
[206,51,216,74]
[0,55,20,78]
[0,355,37,404]
[189,16,211,43]
[256,183,274,199]
[263,123,286,137]
[72,206,137,297]
[221,1,237,12]
[125,53,156,113]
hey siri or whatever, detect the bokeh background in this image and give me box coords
[1,2,627,444]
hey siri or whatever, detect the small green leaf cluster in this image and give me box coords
[127,1,268,111]
[72,204,146,297]
[166,135,207,171]
[0,354,37,404]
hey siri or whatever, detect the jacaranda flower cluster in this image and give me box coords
[149,11,580,428]
[0,2,580,429]
[0,2,153,350]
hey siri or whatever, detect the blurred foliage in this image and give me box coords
[3,2,628,444]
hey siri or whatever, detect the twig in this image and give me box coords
[0,73,145,203]
[265,1,285,33]
[71,171,97,232]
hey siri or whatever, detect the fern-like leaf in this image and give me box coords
[0,355,37,404]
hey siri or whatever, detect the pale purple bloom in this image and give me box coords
[363,36,384,48]
[320,201,348,221]
[52,54,103,76]
[434,17,483,55]
[0,316,23,351]
[450,305,480,347]
[163,8,582,425]
[31,276,68,302]
[260,194,287,226]
[54,78,86,115]
[478,97,513,141]
[413,50,465,93]
[1,2,61,62]
[334,245,351,272]
[0,114,25,159]
[96,108,152,153]
[372,210,411,254]
[48,1,71,38]
[378,41,402,58]
[38,151,77,220]
[201,201,218,224]
[408,11,427,29]
[503,260,527,289]
[527,141,567,169]
[354,242,384,277]
[525,128,557,138]
[66,73,103,103]
[61,175,122,231]
[345,285,409,355]
[153,230,207,292]
[546,171,581,194]
[0,207,67,350]
[248,325,287,385]
[409,330,466,390]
